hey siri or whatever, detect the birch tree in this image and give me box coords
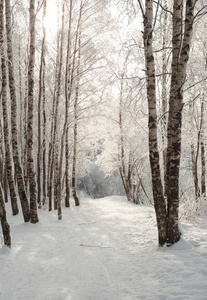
[0,0,19,216]
[27,0,39,223]
[72,0,83,207]
[64,0,73,208]
[165,0,197,244]
[139,0,167,245]
[37,0,47,207]
[0,185,11,248]
[139,0,198,245]
[5,0,30,222]
[47,2,62,211]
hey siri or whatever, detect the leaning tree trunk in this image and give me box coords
[142,0,167,245]
[0,0,19,216]
[0,186,11,248]
[165,0,197,245]
[27,0,39,223]
[5,0,30,222]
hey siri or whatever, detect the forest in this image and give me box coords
[0,0,207,249]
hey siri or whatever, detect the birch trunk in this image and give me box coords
[37,0,47,208]
[18,41,24,167]
[5,0,30,222]
[0,186,11,248]
[0,0,19,216]
[3,163,8,203]
[161,0,168,196]
[53,4,65,217]
[24,57,29,191]
[142,0,167,245]
[47,4,61,210]
[65,128,70,207]
[166,0,197,245]
[119,74,131,202]
[42,52,47,206]
[200,98,205,196]
[54,147,59,211]
[27,0,39,223]
[201,139,206,196]
[72,2,83,207]
[56,3,66,219]
[72,121,79,206]
[191,143,199,198]
[64,0,73,208]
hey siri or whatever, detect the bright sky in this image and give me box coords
[42,0,59,39]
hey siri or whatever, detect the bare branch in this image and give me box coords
[193,5,207,22]
[184,77,207,92]
[152,0,173,15]
[152,0,160,31]
[137,0,145,18]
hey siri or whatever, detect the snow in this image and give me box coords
[1,195,207,300]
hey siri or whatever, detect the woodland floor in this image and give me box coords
[1,195,207,300]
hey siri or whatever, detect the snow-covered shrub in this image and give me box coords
[179,194,207,220]
[77,164,125,198]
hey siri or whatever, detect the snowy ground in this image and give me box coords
[1,195,207,300]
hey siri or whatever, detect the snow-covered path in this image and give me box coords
[1,195,207,300]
